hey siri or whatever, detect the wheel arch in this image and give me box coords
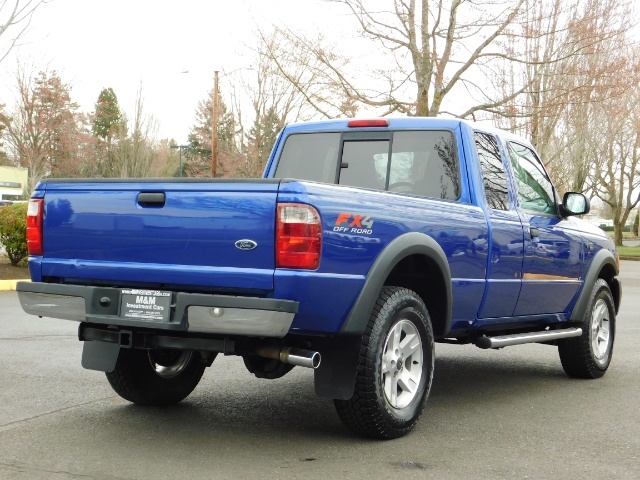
[570,248,620,322]
[315,232,451,400]
[339,232,452,337]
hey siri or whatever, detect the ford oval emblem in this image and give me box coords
[235,239,258,251]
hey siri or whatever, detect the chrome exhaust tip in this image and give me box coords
[255,346,321,369]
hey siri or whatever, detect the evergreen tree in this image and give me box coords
[92,88,124,141]
[246,106,282,177]
[184,88,238,178]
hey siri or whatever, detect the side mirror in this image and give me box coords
[560,192,590,217]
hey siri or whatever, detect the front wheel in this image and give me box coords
[558,278,615,379]
[334,287,435,439]
[106,348,208,405]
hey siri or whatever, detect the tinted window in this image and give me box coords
[275,133,340,183]
[339,140,389,190]
[388,131,460,200]
[475,132,509,210]
[275,130,460,200]
[508,143,556,215]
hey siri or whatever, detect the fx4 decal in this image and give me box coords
[333,213,374,235]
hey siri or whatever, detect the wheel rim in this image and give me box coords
[148,350,193,379]
[381,319,423,409]
[590,298,611,362]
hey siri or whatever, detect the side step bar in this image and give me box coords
[474,327,583,350]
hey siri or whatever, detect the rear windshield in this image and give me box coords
[275,130,460,200]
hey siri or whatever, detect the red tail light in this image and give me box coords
[26,199,44,256]
[276,203,322,269]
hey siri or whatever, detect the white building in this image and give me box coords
[0,166,28,201]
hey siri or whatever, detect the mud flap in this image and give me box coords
[313,334,362,400]
[81,341,120,372]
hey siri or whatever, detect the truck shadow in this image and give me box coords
[75,346,575,443]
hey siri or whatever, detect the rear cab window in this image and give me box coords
[274,130,461,201]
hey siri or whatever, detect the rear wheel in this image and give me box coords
[334,287,435,439]
[106,348,207,405]
[558,279,615,379]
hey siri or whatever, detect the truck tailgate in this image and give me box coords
[38,179,280,292]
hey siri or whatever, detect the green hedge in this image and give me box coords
[600,225,631,232]
[0,203,28,265]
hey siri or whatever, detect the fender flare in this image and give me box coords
[570,248,620,322]
[339,231,452,335]
[314,232,452,400]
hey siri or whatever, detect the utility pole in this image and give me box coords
[212,70,219,178]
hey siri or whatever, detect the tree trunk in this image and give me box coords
[613,220,624,247]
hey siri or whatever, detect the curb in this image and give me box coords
[0,279,28,291]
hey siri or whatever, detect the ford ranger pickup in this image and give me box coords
[17,118,621,439]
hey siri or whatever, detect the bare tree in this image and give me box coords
[235,31,329,177]
[110,86,160,178]
[257,27,358,119]
[261,0,540,118]
[493,0,634,195]
[0,66,79,194]
[589,58,640,246]
[0,0,50,64]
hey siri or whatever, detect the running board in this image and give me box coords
[474,327,583,350]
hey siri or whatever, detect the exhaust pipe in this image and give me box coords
[255,346,321,369]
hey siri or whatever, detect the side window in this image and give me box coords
[390,131,460,200]
[508,143,557,215]
[475,132,509,210]
[275,133,341,183]
[339,140,389,190]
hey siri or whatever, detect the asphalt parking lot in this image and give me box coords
[1,262,638,479]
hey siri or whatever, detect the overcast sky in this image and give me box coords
[1,0,351,142]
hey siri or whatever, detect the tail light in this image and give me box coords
[276,203,322,269]
[348,118,389,128]
[26,199,44,256]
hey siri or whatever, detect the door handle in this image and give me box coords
[137,192,166,207]
[530,227,540,239]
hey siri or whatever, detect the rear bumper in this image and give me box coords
[16,282,298,338]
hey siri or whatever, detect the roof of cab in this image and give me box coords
[280,117,535,153]
[283,117,465,133]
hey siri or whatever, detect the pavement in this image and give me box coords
[0,260,638,479]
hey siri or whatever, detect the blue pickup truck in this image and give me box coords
[17,118,620,439]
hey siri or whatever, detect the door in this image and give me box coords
[507,142,583,316]
[474,132,524,319]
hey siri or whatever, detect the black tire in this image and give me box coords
[106,348,207,405]
[334,287,435,439]
[559,278,615,379]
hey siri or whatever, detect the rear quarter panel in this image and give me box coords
[276,181,489,333]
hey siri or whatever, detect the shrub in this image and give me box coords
[0,202,28,265]
[634,211,639,237]
[600,225,631,233]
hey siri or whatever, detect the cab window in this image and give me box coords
[508,143,557,215]
[274,133,340,183]
[475,132,509,210]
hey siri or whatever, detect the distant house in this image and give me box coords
[584,213,637,230]
[0,166,28,201]
[584,214,613,228]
